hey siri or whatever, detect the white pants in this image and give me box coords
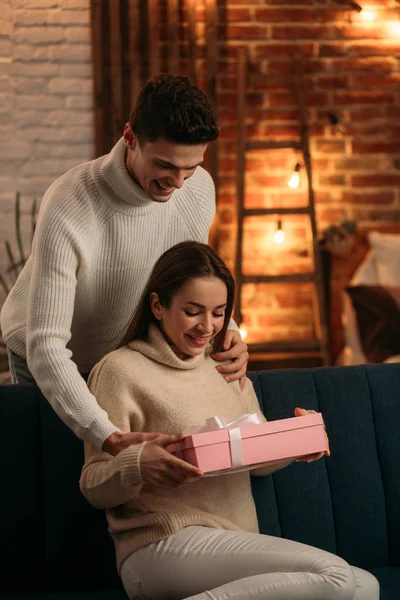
[120,526,379,600]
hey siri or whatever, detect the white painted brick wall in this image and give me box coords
[0,0,93,305]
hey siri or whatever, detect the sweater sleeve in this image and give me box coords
[241,377,262,415]
[79,355,146,509]
[26,187,118,450]
[80,443,146,509]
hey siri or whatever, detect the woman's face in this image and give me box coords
[151,276,227,358]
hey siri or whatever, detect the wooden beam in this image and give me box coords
[205,0,217,108]
[205,0,218,206]
[139,0,150,80]
[109,0,124,143]
[243,207,310,217]
[249,350,322,361]
[246,140,302,151]
[147,0,160,76]
[187,0,197,84]
[127,0,141,107]
[295,59,330,366]
[234,47,247,325]
[243,274,315,284]
[91,0,112,156]
[248,339,321,353]
[166,0,179,74]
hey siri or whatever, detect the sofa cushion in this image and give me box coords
[249,365,400,570]
[249,371,338,556]
[0,385,45,594]
[2,364,400,599]
[0,384,123,595]
[0,592,126,600]
[370,567,400,600]
[364,365,400,567]
[345,284,400,363]
[38,397,121,592]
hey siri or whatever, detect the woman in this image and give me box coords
[80,241,379,600]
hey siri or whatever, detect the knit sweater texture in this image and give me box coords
[0,138,215,449]
[80,324,286,572]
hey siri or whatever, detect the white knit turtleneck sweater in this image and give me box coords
[0,138,215,449]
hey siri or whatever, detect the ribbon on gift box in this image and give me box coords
[176,412,266,468]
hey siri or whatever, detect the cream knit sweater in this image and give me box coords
[0,138,215,449]
[80,325,289,572]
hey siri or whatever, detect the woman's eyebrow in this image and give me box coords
[185,301,227,309]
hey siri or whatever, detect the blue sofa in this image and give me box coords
[1,363,400,599]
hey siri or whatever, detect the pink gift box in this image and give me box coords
[169,413,327,475]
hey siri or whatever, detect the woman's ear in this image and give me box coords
[150,292,163,321]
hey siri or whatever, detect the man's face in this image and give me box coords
[123,124,207,202]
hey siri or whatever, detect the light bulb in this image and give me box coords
[391,22,400,35]
[273,219,285,244]
[274,229,285,244]
[288,163,301,189]
[361,10,376,21]
[239,326,248,340]
[288,172,300,189]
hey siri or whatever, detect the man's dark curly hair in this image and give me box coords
[129,74,219,145]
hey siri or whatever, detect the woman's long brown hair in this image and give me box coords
[120,241,235,352]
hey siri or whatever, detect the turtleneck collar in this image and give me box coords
[97,137,157,214]
[128,323,208,370]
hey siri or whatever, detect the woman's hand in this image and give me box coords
[211,330,249,389]
[140,434,203,488]
[294,407,330,463]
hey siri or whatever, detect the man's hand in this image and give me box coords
[103,431,165,456]
[140,435,203,487]
[211,330,249,389]
[294,407,330,463]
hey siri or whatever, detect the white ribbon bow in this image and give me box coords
[180,412,266,470]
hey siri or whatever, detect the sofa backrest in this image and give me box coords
[0,384,121,595]
[248,363,400,570]
[1,363,400,594]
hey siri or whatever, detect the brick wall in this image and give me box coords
[209,0,400,343]
[0,0,93,304]
[1,0,400,347]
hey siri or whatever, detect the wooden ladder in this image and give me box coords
[234,48,330,367]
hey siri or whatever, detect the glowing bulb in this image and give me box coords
[391,22,400,35]
[288,162,301,189]
[361,10,376,21]
[273,220,285,244]
[274,229,285,244]
[288,172,300,189]
[239,327,248,340]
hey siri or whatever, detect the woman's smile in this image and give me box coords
[184,333,211,347]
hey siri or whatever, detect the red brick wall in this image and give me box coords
[179,1,400,343]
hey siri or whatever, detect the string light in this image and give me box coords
[353,3,400,36]
[361,9,376,21]
[273,219,285,244]
[288,163,301,189]
[239,326,248,340]
[391,22,400,35]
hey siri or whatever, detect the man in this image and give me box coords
[1,74,248,457]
